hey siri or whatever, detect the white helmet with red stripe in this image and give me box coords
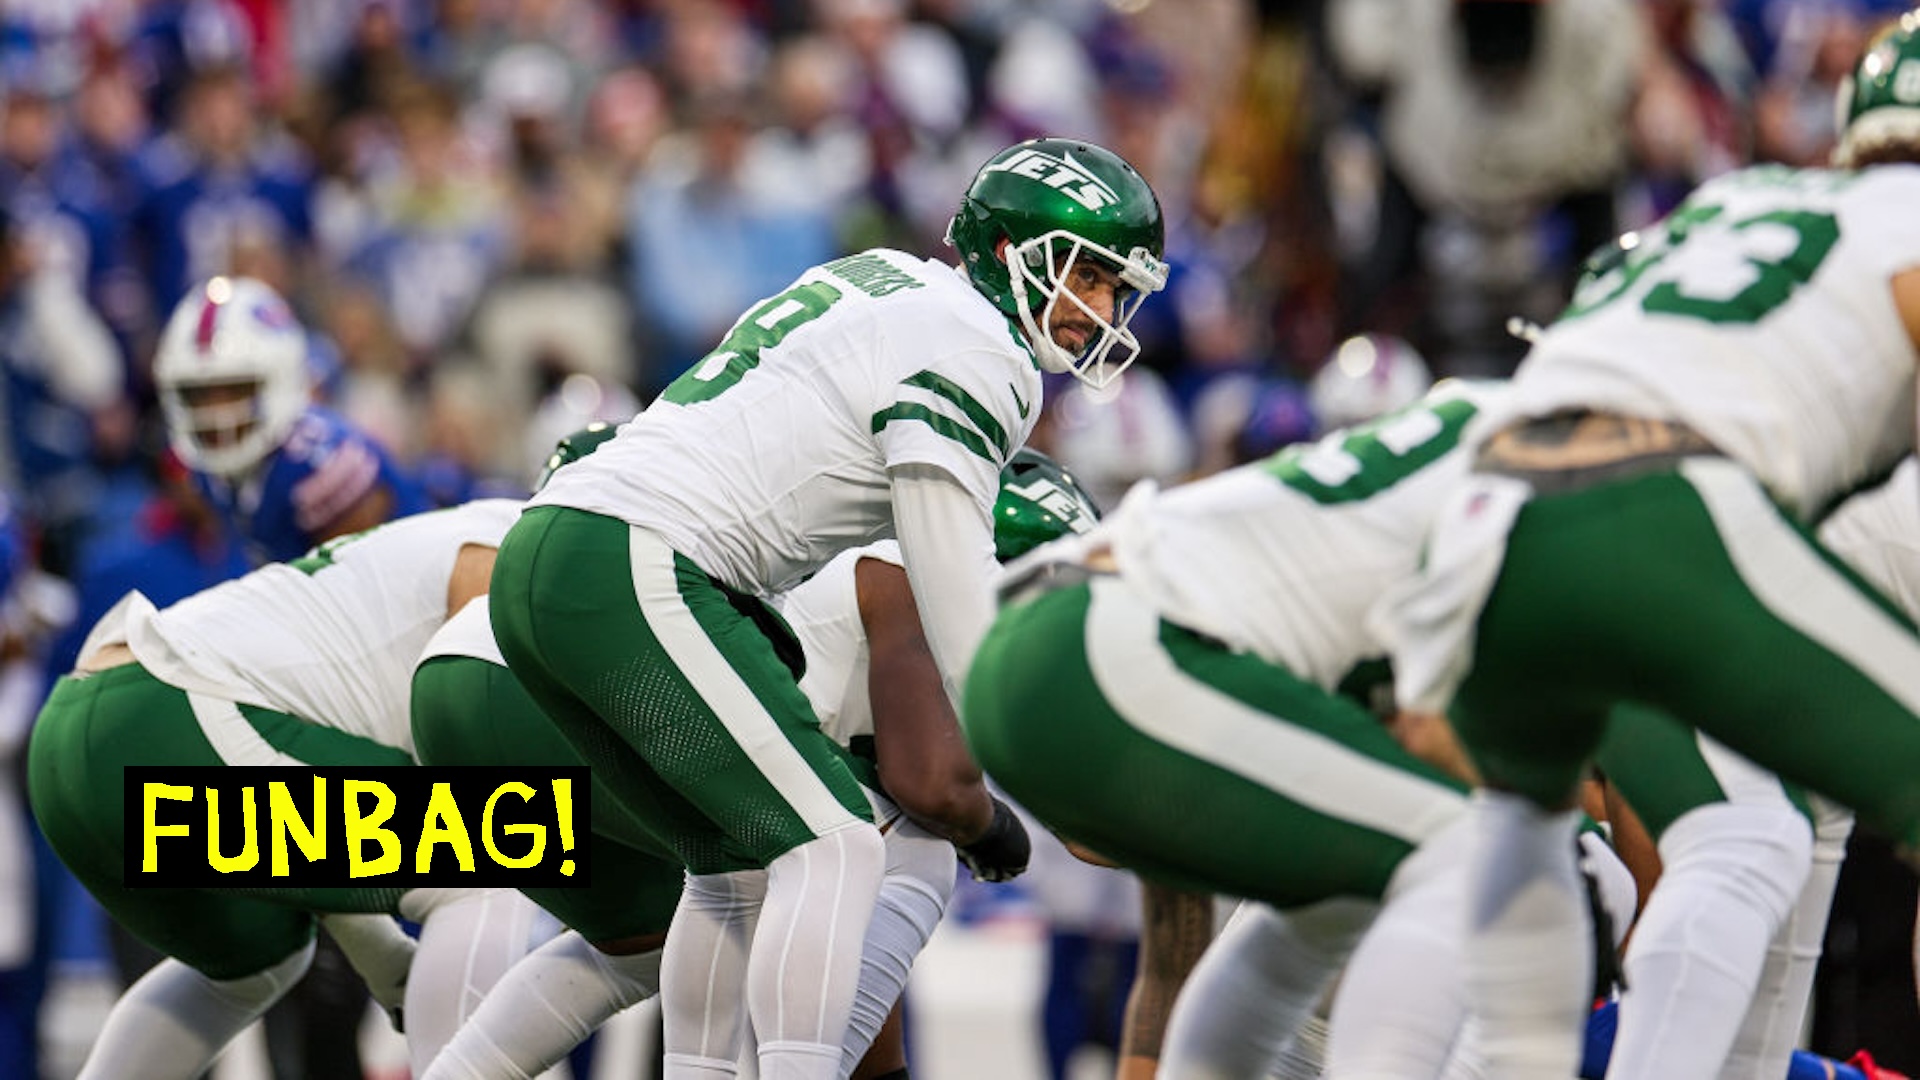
[155,276,311,477]
[1309,333,1432,432]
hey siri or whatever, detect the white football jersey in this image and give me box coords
[419,593,506,667]
[531,249,1040,596]
[1817,457,1920,622]
[774,541,904,749]
[1498,164,1920,520]
[1098,385,1499,691]
[90,500,524,750]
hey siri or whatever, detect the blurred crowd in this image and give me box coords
[0,0,1910,551]
[2,0,1920,1075]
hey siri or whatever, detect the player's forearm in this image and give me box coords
[873,693,992,843]
[880,751,992,844]
[860,554,996,843]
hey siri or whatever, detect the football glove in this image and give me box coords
[1578,840,1626,1002]
[957,797,1032,883]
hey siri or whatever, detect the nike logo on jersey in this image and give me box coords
[1010,383,1032,419]
[984,148,1119,212]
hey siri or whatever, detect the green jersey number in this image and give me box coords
[1264,397,1478,505]
[1565,202,1839,327]
[288,524,383,576]
[661,282,845,405]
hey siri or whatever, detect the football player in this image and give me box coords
[964,380,1574,1076]
[411,439,1094,1079]
[485,137,1167,1080]
[1371,15,1920,1077]
[1575,458,1920,1080]
[153,275,427,564]
[25,499,540,1079]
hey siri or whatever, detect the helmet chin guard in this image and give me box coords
[1006,230,1167,389]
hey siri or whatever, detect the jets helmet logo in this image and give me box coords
[1897,57,1920,102]
[1004,477,1094,533]
[984,148,1119,212]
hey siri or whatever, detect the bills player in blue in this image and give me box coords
[148,273,429,1080]
[154,275,426,564]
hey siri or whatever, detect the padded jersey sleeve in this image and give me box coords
[871,345,1041,508]
[773,545,888,741]
[890,466,998,709]
[1845,167,1920,282]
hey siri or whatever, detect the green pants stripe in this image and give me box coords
[965,577,1468,908]
[490,505,871,875]
[1599,703,1808,842]
[27,666,409,979]
[1456,459,1920,845]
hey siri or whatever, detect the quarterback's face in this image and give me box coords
[1052,255,1125,356]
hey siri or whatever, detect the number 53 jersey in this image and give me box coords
[1506,163,1920,522]
[1092,383,1499,693]
[532,249,1042,597]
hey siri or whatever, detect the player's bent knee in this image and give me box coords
[1659,801,1815,918]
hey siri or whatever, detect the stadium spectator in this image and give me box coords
[132,63,314,319]
[1326,0,1646,375]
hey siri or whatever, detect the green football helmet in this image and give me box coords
[533,422,620,492]
[947,138,1169,390]
[994,448,1100,562]
[1833,10,1920,167]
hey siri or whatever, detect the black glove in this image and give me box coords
[958,797,1032,883]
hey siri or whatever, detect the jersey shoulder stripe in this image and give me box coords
[870,403,1000,464]
[898,369,1012,458]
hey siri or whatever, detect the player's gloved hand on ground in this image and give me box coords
[1576,838,1626,1001]
[958,797,1032,882]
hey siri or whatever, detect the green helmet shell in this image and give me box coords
[1562,229,1649,312]
[994,448,1100,562]
[534,422,620,492]
[947,138,1167,318]
[1834,11,1920,167]
[1574,231,1640,290]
